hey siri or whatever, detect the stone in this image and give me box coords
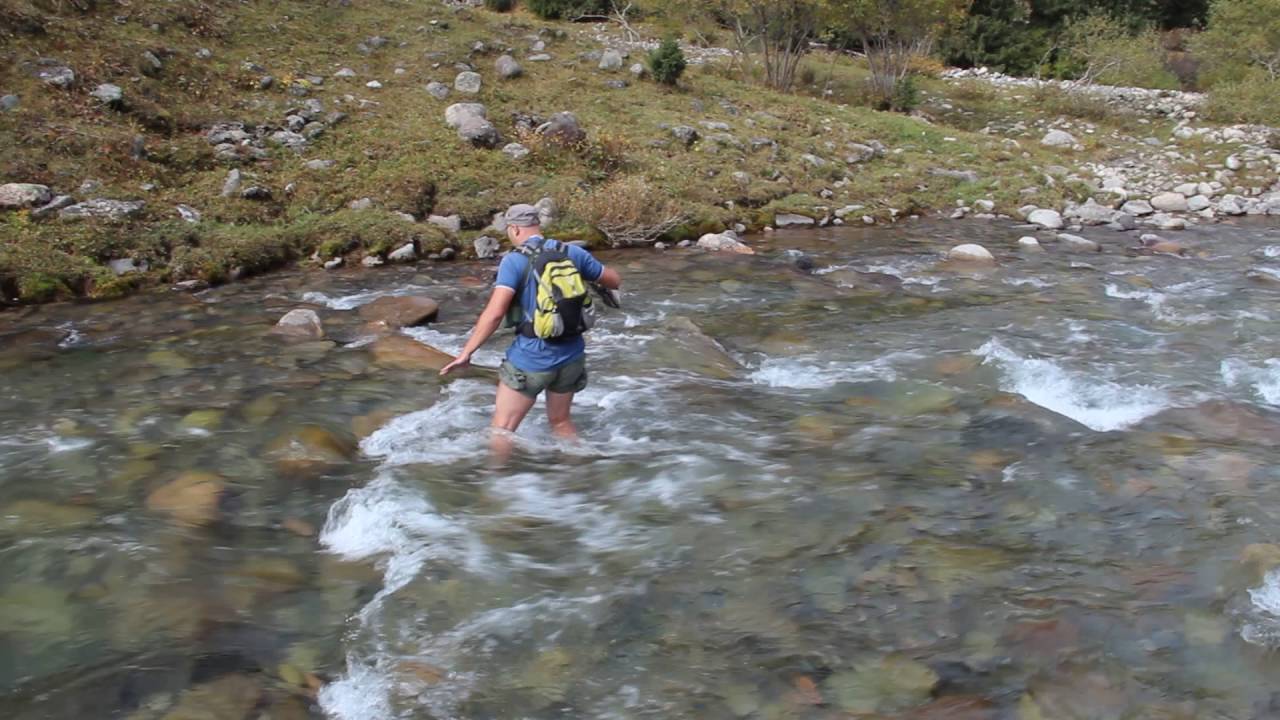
[358,296,439,328]
[272,309,324,339]
[1,95,19,111]
[334,68,356,78]
[800,153,826,167]
[1057,233,1099,252]
[1187,194,1212,212]
[599,49,624,71]
[30,195,75,219]
[0,183,52,210]
[457,115,500,147]
[161,674,262,720]
[948,243,995,262]
[671,125,699,148]
[731,171,750,185]
[929,168,979,183]
[537,111,585,146]
[846,143,877,163]
[1040,130,1077,148]
[696,232,753,254]
[1151,213,1187,230]
[196,48,212,59]
[1018,236,1042,251]
[59,199,145,221]
[361,255,384,267]
[221,169,242,198]
[304,159,336,171]
[1226,155,1243,171]
[265,425,356,478]
[323,257,343,270]
[259,76,275,90]
[426,81,450,100]
[604,79,628,90]
[455,71,482,94]
[495,55,522,79]
[630,62,647,77]
[241,186,272,201]
[146,471,227,526]
[528,53,553,62]
[371,335,455,370]
[366,80,383,90]
[502,142,530,160]
[427,214,462,233]
[828,657,939,714]
[974,199,995,213]
[1121,199,1154,216]
[348,198,373,211]
[1218,195,1247,215]
[386,243,416,263]
[269,130,307,149]
[535,196,556,226]
[774,213,816,228]
[1150,192,1189,213]
[108,258,147,275]
[1027,209,1064,230]
[139,50,163,76]
[474,235,500,259]
[444,102,487,128]
[91,83,124,106]
[37,64,76,88]
[1174,182,1199,197]
[1068,200,1117,226]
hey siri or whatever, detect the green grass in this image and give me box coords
[0,0,1219,304]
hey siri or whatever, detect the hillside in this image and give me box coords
[1,0,1277,303]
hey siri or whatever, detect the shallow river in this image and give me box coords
[3,220,1280,720]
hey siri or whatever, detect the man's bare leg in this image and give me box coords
[490,383,537,464]
[545,391,579,441]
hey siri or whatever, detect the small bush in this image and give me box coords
[1204,73,1280,125]
[568,176,688,247]
[649,37,687,86]
[484,0,515,10]
[889,75,921,113]
[525,0,606,20]
[1059,12,1179,89]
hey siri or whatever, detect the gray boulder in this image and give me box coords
[948,243,995,262]
[91,83,124,106]
[176,204,201,223]
[30,195,75,219]
[444,102,487,128]
[426,81,450,100]
[427,214,462,233]
[1040,130,1077,148]
[455,71,482,94]
[269,130,307,149]
[1150,192,1189,213]
[671,125,699,148]
[845,143,877,164]
[37,63,76,88]
[495,55,522,79]
[697,232,753,253]
[388,243,417,262]
[630,63,647,78]
[1187,194,1212,212]
[139,51,163,76]
[221,169,242,198]
[108,258,147,275]
[1056,233,1100,252]
[502,142,530,160]
[1218,194,1247,216]
[599,49,624,71]
[1067,199,1117,226]
[273,309,324,339]
[304,159,336,171]
[537,112,585,146]
[334,68,357,79]
[774,213,816,228]
[1027,209,1064,230]
[1,95,18,111]
[474,235,501,259]
[457,115,500,147]
[0,183,52,210]
[59,199,146,221]
[1121,199,1155,216]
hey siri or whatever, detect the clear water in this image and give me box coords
[3,220,1280,719]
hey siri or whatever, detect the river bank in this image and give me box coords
[3,0,1278,304]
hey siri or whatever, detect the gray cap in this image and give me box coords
[503,203,540,227]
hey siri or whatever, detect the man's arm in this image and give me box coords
[439,286,515,376]
[596,266,622,290]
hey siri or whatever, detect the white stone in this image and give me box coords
[388,243,417,262]
[502,142,530,160]
[454,71,482,94]
[1056,233,1099,251]
[175,204,201,223]
[599,49,624,71]
[0,183,52,209]
[273,309,323,338]
[1122,200,1154,216]
[696,232,753,254]
[1173,183,1199,197]
[774,213,815,228]
[1017,236,1042,251]
[91,83,123,104]
[444,102,486,128]
[948,243,995,262]
[427,214,462,233]
[366,80,383,89]
[1186,194,1212,212]
[1040,130,1077,148]
[1027,209,1064,230]
[1150,192,1189,213]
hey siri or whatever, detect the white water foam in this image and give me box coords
[747,352,918,389]
[56,321,85,349]
[1262,245,1280,259]
[1220,358,1280,406]
[359,381,495,467]
[400,327,504,367]
[1004,277,1055,289]
[1241,569,1280,648]
[302,286,430,310]
[1104,283,1217,325]
[974,338,1170,432]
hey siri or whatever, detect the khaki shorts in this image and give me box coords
[499,356,588,398]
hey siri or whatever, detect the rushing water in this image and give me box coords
[3,220,1280,719]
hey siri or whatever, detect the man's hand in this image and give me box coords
[439,352,472,376]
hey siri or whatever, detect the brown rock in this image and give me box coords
[371,334,454,370]
[357,295,439,328]
[282,517,317,537]
[161,673,262,720]
[352,409,397,439]
[271,309,324,339]
[146,471,227,527]
[264,425,357,478]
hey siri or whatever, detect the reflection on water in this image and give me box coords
[3,219,1280,719]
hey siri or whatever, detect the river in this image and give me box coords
[3,219,1280,719]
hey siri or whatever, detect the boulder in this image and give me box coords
[427,214,462,233]
[426,81,450,100]
[146,471,227,527]
[357,296,439,328]
[388,243,417,262]
[599,49,624,71]
[454,71,482,94]
[444,102,487,128]
[1218,195,1247,216]
[1150,192,1188,213]
[495,55,522,79]
[272,309,324,339]
[1056,233,1100,252]
[90,83,124,106]
[1121,200,1154,216]
[630,62,647,78]
[221,169,242,198]
[371,335,455,370]
[1017,236,1043,251]
[696,232,753,254]
[1187,194,1212,212]
[457,115,500,148]
[1068,200,1117,226]
[774,213,816,228]
[30,195,74,220]
[108,258,147,275]
[502,142,530,160]
[671,125,699,148]
[846,143,878,163]
[1151,213,1187,230]
[0,95,18,112]
[947,243,995,262]
[474,235,501,259]
[1027,209,1063,230]
[58,199,145,221]
[263,425,357,479]
[1040,130,1077,148]
[36,63,76,88]
[537,111,585,146]
[0,183,52,210]
[161,674,262,720]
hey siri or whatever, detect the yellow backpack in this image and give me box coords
[508,240,596,340]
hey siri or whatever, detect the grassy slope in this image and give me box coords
[0,0,1155,303]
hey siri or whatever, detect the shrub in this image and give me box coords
[1059,13,1179,89]
[1192,0,1280,88]
[526,0,607,20]
[890,74,921,112]
[649,37,687,86]
[568,176,688,247]
[1204,73,1280,124]
[484,0,515,10]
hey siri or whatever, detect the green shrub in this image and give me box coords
[648,37,687,86]
[1192,0,1280,88]
[526,0,606,20]
[1058,13,1179,89]
[1204,73,1280,124]
[484,0,515,12]
[890,74,921,112]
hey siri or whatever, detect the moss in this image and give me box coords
[17,273,71,303]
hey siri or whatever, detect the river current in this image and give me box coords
[3,220,1280,719]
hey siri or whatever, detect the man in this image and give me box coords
[440,203,622,459]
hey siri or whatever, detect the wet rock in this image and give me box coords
[1056,233,1100,252]
[697,232,753,254]
[371,335,455,371]
[1247,267,1280,285]
[1027,209,1063,229]
[0,183,52,210]
[537,111,585,146]
[0,499,97,534]
[1147,401,1280,446]
[659,316,741,379]
[495,54,522,79]
[146,471,227,527]
[1140,236,1189,256]
[272,309,324,339]
[775,213,816,228]
[455,71,482,94]
[358,296,439,328]
[827,656,939,714]
[1067,200,1117,226]
[1151,213,1187,231]
[1017,236,1042,251]
[264,425,357,478]
[474,235,501,259]
[948,243,995,262]
[1151,192,1189,213]
[426,81,450,100]
[59,199,145,220]
[160,674,262,720]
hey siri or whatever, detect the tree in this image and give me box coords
[1192,0,1280,84]
[649,37,688,85]
[709,0,823,90]
[1058,10,1178,87]
[832,0,972,107]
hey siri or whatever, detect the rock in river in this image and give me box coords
[948,244,995,262]
[146,471,227,527]
[272,309,324,339]
[371,335,455,370]
[1027,209,1064,230]
[264,425,357,478]
[357,296,439,328]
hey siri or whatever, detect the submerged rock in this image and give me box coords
[272,309,324,339]
[160,674,262,720]
[826,656,939,714]
[145,471,227,527]
[697,232,753,254]
[371,335,455,370]
[264,425,357,478]
[357,296,439,328]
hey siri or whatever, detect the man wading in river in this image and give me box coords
[440,203,622,460]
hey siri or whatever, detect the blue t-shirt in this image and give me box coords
[495,237,605,372]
